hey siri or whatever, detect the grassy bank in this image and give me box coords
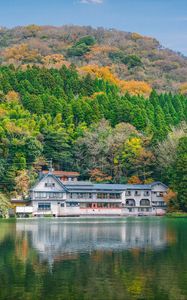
[166,212,187,218]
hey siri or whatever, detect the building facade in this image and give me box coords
[25,172,168,217]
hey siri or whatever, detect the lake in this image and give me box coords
[0,217,187,300]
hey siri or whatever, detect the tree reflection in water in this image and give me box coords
[0,218,187,300]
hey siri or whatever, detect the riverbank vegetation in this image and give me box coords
[0,65,186,212]
[0,193,10,218]
[167,212,187,218]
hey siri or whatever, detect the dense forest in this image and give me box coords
[0,64,186,212]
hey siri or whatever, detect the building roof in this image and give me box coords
[64,183,152,192]
[64,182,167,192]
[11,199,31,203]
[42,170,80,177]
[30,173,69,192]
[30,173,168,193]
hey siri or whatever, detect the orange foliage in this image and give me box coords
[120,80,152,97]
[179,82,187,96]
[91,45,118,54]
[5,91,20,103]
[163,189,177,204]
[128,176,142,184]
[89,168,112,183]
[85,45,118,60]
[3,44,40,64]
[79,65,152,97]
[42,54,70,69]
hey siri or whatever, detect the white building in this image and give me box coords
[20,172,168,217]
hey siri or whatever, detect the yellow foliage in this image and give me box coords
[179,82,187,95]
[120,80,152,97]
[15,170,30,196]
[4,121,25,135]
[79,65,152,97]
[91,91,106,99]
[131,32,144,40]
[0,108,7,118]
[126,137,142,154]
[128,176,142,184]
[144,178,154,184]
[127,277,145,296]
[25,24,41,32]
[79,65,120,86]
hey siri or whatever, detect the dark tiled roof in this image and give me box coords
[30,173,167,193]
[64,183,154,192]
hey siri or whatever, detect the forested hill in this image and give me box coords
[0,25,187,93]
[0,64,186,211]
[0,25,186,211]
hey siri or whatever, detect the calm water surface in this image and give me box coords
[0,217,187,300]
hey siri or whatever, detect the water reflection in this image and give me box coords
[16,218,171,264]
[1,218,187,300]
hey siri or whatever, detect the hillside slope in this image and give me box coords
[0,25,187,92]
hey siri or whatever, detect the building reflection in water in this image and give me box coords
[16,218,174,264]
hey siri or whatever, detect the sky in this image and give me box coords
[0,0,187,55]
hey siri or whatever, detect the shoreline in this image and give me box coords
[166,212,187,218]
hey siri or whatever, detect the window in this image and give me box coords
[144,191,150,196]
[140,199,150,206]
[109,193,121,199]
[49,193,53,198]
[66,202,79,207]
[70,193,92,199]
[146,208,151,212]
[126,199,136,206]
[61,203,65,207]
[45,182,55,187]
[97,193,108,199]
[35,192,47,198]
[79,193,87,199]
[135,190,141,196]
[38,203,51,211]
[138,208,145,212]
[126,191,131,196]
[41,193,47,198]
[128,208,134,212]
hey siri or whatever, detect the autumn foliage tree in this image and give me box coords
[3,44,41,65]
[89,168,112,183]
[79,65,152,97]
